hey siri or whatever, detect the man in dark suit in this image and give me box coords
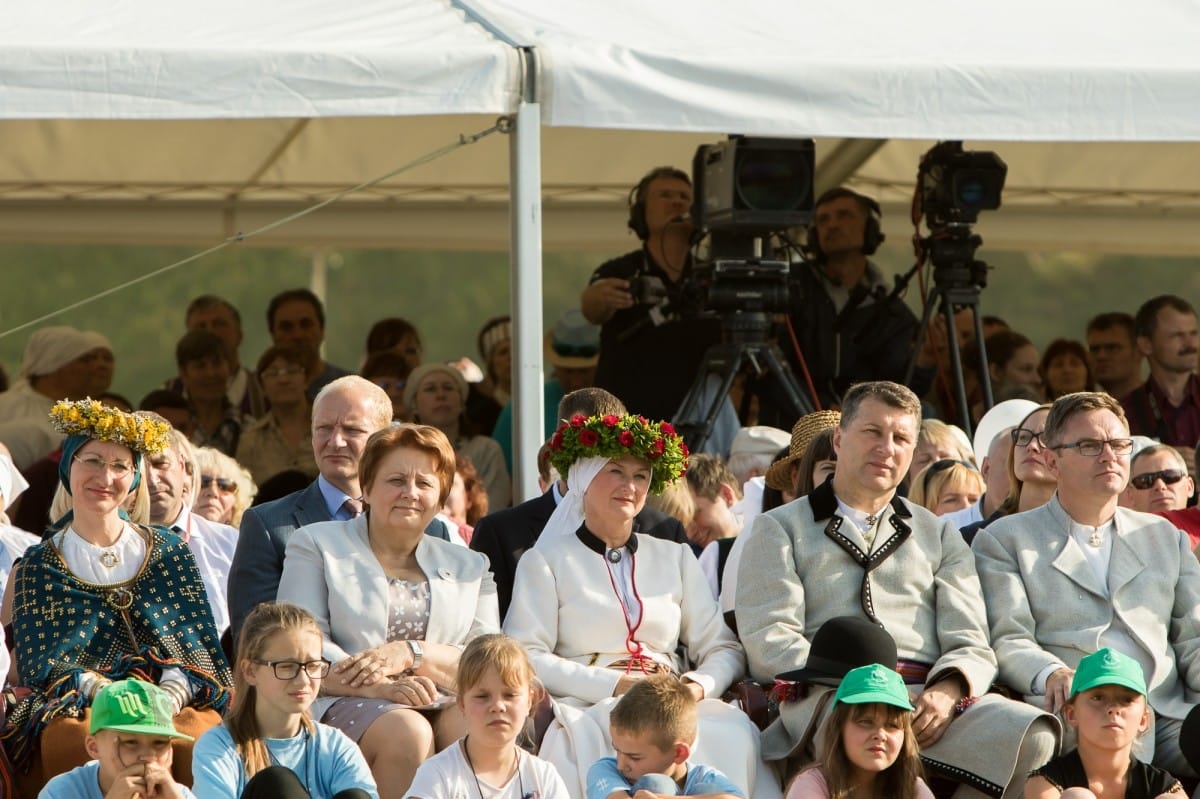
[471,387,690,617]
[228,375,394,638]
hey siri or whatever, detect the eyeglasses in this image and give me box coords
[1052,438,1135,457]
[252,659,331,680]
[921,459,977,495]
[73,455,134,478]
[261,366,304,379]
[1011,428,1044,447]
[200,475,238,494]
[1130,468,1187,490]
[371,378,406,392]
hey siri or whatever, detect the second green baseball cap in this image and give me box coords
[1070,648,1147,699]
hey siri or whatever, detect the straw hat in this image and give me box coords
[764,409,841,491]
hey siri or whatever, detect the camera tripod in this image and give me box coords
[674,312,816,452]
[905,278,993,436]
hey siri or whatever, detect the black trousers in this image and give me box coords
[241,765,373,799]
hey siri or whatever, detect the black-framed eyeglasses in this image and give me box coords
[1011,428,1044,448]
[252,659,331,680]
[200,475,237,494]
[1052,438,1135,457]
[1130,468,1187,490]
[921,459,978,495]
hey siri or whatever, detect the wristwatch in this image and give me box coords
[406,639,424,672]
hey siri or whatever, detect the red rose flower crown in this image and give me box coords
[547,414,688,495]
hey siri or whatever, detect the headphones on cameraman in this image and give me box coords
[805,187,885,263]
[627,166,692,241]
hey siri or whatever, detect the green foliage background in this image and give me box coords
[0,241,1198,405]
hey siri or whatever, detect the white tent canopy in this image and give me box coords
[4,0,1200,493]
[2,1,1200,255]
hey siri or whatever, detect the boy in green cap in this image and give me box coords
[40,680,197,799]
[1025,648,1183,799]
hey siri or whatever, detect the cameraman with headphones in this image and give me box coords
[581,166,723,424]
[786,187,931,409]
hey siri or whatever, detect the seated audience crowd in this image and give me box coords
[1,179,1200,799]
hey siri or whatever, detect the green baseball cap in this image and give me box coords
[1070,648,1147,699]
[833,664,914,711]
[89,680,193,741]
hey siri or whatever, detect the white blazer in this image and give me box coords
[278,515,500,717]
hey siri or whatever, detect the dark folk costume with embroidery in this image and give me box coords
[2,525,231,767]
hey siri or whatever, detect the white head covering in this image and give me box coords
[972,399,1040,464]
[18,326,111,379]
[535,455,609,549]
[0,453,27,512]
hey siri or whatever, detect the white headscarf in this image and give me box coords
[18,326,111,378]
[535,455,609,548]
[0,452,29,524]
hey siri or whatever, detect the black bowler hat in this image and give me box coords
[776,616,898,686]
[1179,704,1200,774]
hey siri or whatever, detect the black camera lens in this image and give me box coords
[735,149,812,212]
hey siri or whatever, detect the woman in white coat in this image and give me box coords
[278,424,499,799]
[504,413,777,799]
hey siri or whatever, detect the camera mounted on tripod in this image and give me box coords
[672,135,820,450]
[904,140,1009,434]
[917,141,1008,291]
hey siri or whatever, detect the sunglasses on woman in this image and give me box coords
[200,475,238,494]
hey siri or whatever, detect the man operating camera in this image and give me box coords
[581,166,722,423]
[784,187,928,409]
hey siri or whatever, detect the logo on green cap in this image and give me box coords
[90,681,193,741]
[1069,648,1147,699]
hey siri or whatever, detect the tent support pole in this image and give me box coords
[509,46,544,502]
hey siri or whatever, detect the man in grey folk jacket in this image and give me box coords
[737,381,1057,798]
[975,390,1200,777]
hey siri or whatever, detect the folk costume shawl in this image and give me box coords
[2,524,232,767]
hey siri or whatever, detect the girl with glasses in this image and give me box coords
[193,602,377,799]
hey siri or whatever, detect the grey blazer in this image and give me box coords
[974,496,1200,720]
[277,515,500,717]
[736,479,997,693]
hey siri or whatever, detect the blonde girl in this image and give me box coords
[406,634,568,799]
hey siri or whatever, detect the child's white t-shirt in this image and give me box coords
[408,740,569,799]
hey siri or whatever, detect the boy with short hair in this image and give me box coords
[40,680,197,799]
[586,675,744,799]
[685,455,744,599]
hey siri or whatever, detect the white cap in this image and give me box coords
[730,425,792,458]
[972,399,1040,464]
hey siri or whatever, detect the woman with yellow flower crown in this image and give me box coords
[503,414,780,799]
[0,399,232,795]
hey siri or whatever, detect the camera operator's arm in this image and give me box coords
[581,278,634,324]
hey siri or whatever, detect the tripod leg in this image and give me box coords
[674,345,744,453]
[759,345,816,425]
[939,301,974,435]
[904,287,943,387]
